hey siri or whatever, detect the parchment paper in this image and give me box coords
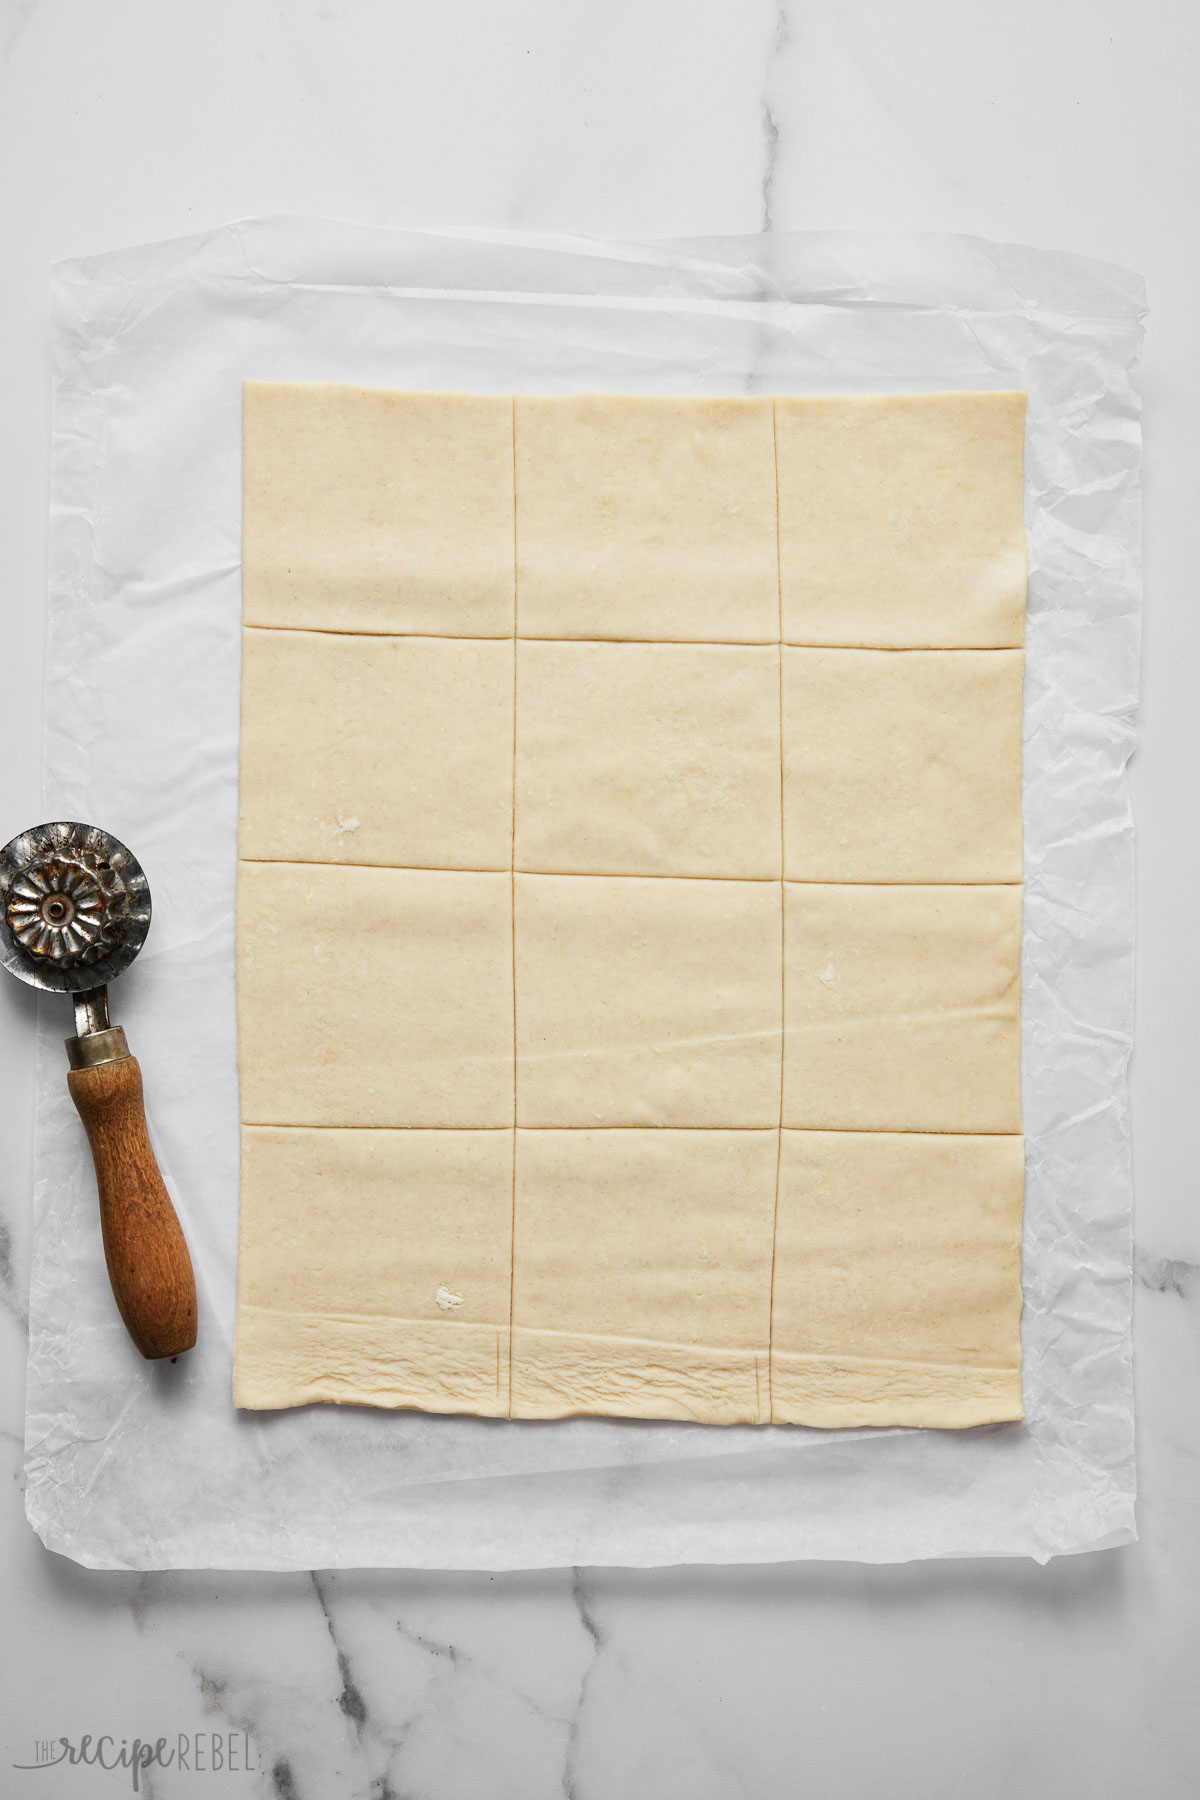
[25,220,1143,1569]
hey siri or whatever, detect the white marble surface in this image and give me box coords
[0,3,1197,1795]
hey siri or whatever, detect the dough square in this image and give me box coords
[242,382,515,637]
[511,1129,777,1422]
[235,1126,514,1415]
[515,640,782,879]
[783,883,1022,1133]
[776,391,1027,648]
[239,629,514,871]
[514,873,782,1127]
[770,1130,1024,1427]
[514,394,779,642]
[237,862,513,1128]
[782,647,1024,882]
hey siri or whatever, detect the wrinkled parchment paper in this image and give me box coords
[26,220,1143,1569]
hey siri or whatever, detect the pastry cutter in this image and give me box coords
[0,820,197,1359]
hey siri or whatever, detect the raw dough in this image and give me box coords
[782,647,1024,883]
[235,382,1026,1428]
[782,883,1023,1133]
[513,873,782,1128]
[514,394,779,642]
[511,1129,777,1422]
[242,383,515,637]
[237,861,513,1128]
[236,1126,513,1414]
[775,391,1027,648]
[770,1130,1024,1426]
[515,640,781,879]
[239,628,514,870]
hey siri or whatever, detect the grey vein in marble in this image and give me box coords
[1135,1250,1200,1300]
[0,0,39,62]
[759,0,789,231]
[270,1756,300,1800]
[312,1573,370,1729]
[562,1567,604,1800]
[0,1217,28,1334]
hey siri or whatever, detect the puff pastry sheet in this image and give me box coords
[235,384,1027,1428]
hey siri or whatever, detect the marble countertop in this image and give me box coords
[1,3,1197,1795]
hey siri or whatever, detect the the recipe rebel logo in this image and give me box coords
[13,1732,261,1790]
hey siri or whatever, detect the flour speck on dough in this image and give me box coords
[436,1286,464,1312]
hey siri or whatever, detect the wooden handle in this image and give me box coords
[67,1054,198,1359]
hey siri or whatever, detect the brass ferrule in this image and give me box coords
[65,1027,130,1070]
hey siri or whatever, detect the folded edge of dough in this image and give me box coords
[234,1305,510,1417]
[770,1351,1023,1429]
[510,1326,770,1425]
